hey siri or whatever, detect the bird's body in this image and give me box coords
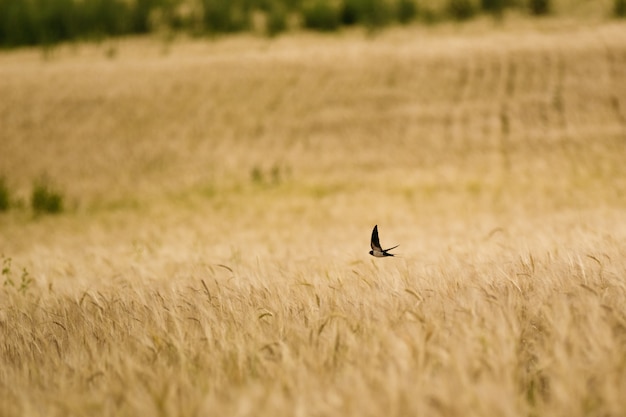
[369,225,398,257]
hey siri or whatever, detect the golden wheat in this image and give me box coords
[1,18,626,417]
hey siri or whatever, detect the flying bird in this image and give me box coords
[369,225,399,257]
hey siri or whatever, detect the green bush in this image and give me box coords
[340,0,360,25]
[31,180,64,215]
[0,177,9,211]
[0,0,170,47]
[481,0,506,15]
[614,0,626,17]
[303,0,340,31]
[0,0,40,46]
[266,4,288,36]
[130,0,152,33]
[201,0,250,33]
[340,0,393,28]
[528,0,550,15]
[361,0,393,28]
[396,0,418,24]
[447,0,478,20]
[251,166,264,184]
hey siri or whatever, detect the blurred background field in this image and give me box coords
[1,8,626,417]
[1,18,625,259]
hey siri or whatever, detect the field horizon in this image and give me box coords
[2,17,626,417]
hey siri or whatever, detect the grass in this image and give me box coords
[1,18,626,417]
[3,250,626,416]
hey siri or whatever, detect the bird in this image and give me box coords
[369,225,399,257]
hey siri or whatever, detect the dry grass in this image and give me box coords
[1,18,626,417]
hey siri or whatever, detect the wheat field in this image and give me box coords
[1,18,626,417]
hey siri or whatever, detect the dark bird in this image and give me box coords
[369,225,399,257]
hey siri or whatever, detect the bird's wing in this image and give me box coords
[371,225,382,251]
[384,244,399,252]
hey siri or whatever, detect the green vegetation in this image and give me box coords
[2,255,33,295]
[266,4,289,36]
[396,0,418,23]
[303,0,341,31]
[0,0,167,47]
[339,0,394,29]
[481,0,506,16]
[31,178,64,215]
[447,0,478,21]
[528,0,551,15]
[0,176,68,215]
[200,0,252,34]
[249,164,287,186]
[0,0,569,47]
[615,0,626,17]
[0,177,9,211]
